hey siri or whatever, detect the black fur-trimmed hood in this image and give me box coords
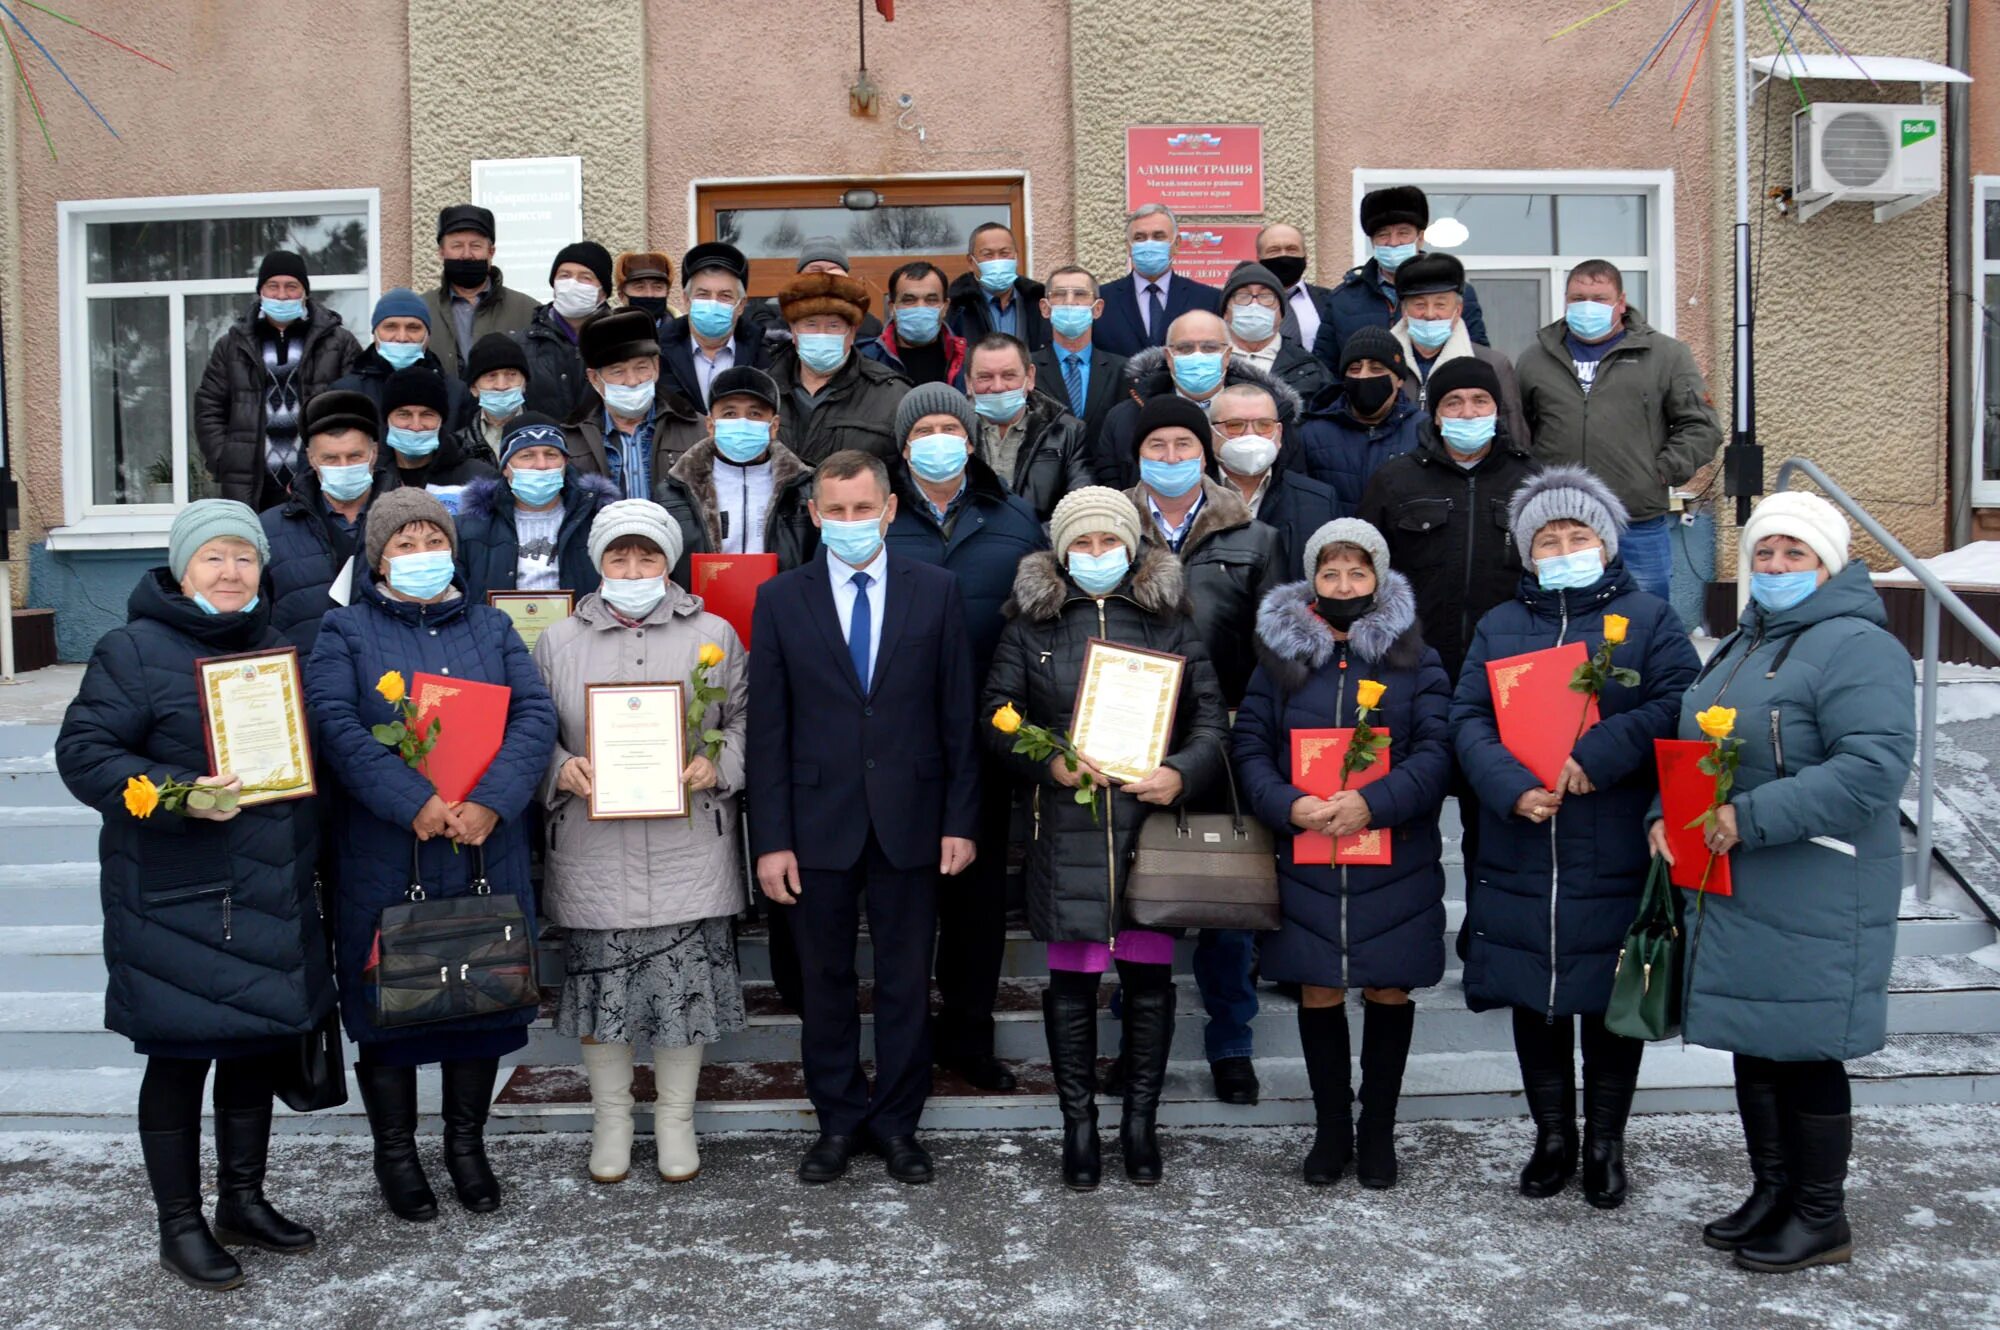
[1005,543,1190,623]
[1254,571,1425,692]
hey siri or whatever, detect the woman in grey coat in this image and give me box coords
[1650,491,1915,1275]
[532,499,749,1186]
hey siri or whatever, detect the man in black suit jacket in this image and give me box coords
[1093,205,1223,358]
[1031,265,1130,461]
[748,449,981,1186]
[659,242,769,409]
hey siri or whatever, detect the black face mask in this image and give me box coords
[1316,592,1375,630]
[1262,255,1308,290]
[443,256,492,289]
[624,295,668,322]
[1343,373,1397,417]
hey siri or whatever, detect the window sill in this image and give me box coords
[43,516,173,553]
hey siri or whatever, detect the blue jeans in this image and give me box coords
[1192,928,1258,1061]
[1622,513,1673,601]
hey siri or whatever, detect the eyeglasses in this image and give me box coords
[1167,341,1228,356]
[1213,417,1281,438]
[1227,291,1280,309]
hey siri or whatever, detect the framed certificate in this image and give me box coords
[1069,638,1185,786]
[194,648,316,806]
[584,682,689,820]
[488,590,575,652]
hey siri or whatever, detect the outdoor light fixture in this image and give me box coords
[842,188,882,211]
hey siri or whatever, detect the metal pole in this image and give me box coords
[1725,0,1763,531]
[1946,0,1973,549]
[1916,596,1940,902]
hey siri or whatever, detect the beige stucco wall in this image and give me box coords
[2,49,22,605]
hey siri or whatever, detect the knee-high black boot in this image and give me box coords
[1581,1065,1639,1209]
[1296,1004,1352,1185]
[355,1061,437,1222]
[1705,1069,1789,1250]
[440,1058,502,1212]
[1513,1011,1577,1198]
[1042,986,1102,1190]
[211,1102,315,1253]
[139,1128,244,1291]
[1119,986,1175,1185]
[1356,1000,1415,1190]
[1735,1111,1853,1273]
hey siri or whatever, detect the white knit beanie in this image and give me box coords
[1738,491,1851,583]
[1050,486,1144,559]
[1301,518,1390,585]
[588,498,684,571]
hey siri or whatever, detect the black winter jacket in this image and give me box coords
[1236,465,1340,586]
[659,315,772,409]
[258,469,387,656]
[515,303,594,424]
[330,344,473,432]
[990,391,1095,522]
[1125,478,1285,706]
[769,342,913,466]
[652,437,820,588]
[454,471,620,603]
[1091,349,1308,490]
[946,271,1051,352]
[885,456,1048,677]
[378,428,500,513]
[193,300,361,505]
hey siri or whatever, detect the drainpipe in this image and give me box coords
[1947,0,1972,549]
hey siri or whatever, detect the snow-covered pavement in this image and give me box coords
[5,1106,1998,1330]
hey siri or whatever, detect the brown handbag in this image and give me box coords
[1123,748,1281,931]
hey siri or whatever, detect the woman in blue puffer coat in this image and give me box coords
[1235,518,1451,1191]
[1451,467,1699,1210]
[305,487,555,1224]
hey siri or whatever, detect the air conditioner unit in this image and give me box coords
[1792,102,1942,221]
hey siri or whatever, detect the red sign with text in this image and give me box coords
[1126,125,1265,215]
[1171,224,1262,285]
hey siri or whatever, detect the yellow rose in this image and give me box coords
[1602,614,1629,646]
[991,703,1023,735]
[1697,705,1737,740]
[1355,678,1387,710]
[698,642,725,670]
[376,671,406,705]
[123,774,160,819]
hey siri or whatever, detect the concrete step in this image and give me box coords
[0,720,63,763]
[0,762,70,809]
[0,805,102,865]
[0,863,99,926]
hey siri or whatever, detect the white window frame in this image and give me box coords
[1975,176,2000,507]
[1349,168,1676,338]
[52,187,381,551]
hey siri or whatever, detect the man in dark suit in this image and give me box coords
[659,241,769,409]
[1032,265,1130,462]
[748,449,981,1187]
[1093,204,1223,358]
[1256,223,1341,357]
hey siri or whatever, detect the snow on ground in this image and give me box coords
[1874,542,2000,589]
[4,1107,1998,1330]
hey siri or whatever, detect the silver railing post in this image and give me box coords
[1916,596,1940,902]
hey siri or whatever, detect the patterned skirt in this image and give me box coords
[554,917,747,1049]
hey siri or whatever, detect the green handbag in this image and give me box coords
[1604,856,1683,1041]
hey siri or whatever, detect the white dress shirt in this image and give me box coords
[829,547,888,683]
[1286,284,1322,351]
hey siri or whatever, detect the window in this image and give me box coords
[1351,170,1674,364]
[1978,178,2000,506]
[55,189,379,548]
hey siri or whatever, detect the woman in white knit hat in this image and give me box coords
[1650,490,1914,1275]
[530,499,750,1186]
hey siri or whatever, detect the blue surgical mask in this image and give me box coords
[973,388,1027,422]
[387,425,440,458]
[1750,570,1819,613]
[601,380,656,417]
[261,296,305,324]
[977,259,1018,293]
[796,333,848,374]
[1437,413,1497,454]
[478,386,525,420]
[819,515,884,567]
[907,434,970,483]
[1171,352,1225,396]
[376,339,425,370]
[1140,456,1204,498]
[1408,317,1453,350]
[1068,546,1131,596]
[192,593,259,616]
[688,298,736,340]
[508,465,565,506]
[1536,547,1605,592]
[893,305,942,345]
[1130,240,1173,278]
[1049,304,1095,339]
[713,418,772,464]
[1566,300,1618,341]
[386,549,456,600]
[1227,304,1278,343]
[600,575,667,619]
[317,462,374,502]
[1374,243,1418,273]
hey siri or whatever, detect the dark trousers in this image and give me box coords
[1452,772,1482,962]
[791,829,939,1138]
[1512,1008,1645,1081]
[932,759,1014,1062]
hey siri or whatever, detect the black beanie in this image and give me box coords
[1359,186,1429,236]
[1426,355,1503,407]
[257,250,310,294]
[1131,393,1215,459]
[465,331,531,385]
[550,241,614,292]
[302,389,379,442]
[1339,326,1410,379]
[381,366,451,420]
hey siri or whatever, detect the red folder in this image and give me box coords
[410,672,511,804]
[690,553,779,649]
[1486,641,1599,790]
[1291,728,1392,866]
[1654,739,1734,896]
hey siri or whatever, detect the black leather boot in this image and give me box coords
[139,1128,243,1291]
[1735,1112,1853,1273]
[1119,985,1175,1185]
[1704,1075,1789,1250]
[440,1058,502,1213]
[1042,988,1102,1191]
[355,1062,437,1222]
[1581,1064,1639,1209]
[211,1104,315,1253]
[1356,1000,1415,1190]
[1518,1068,1578,1198]
[1296,1004,1352,1185]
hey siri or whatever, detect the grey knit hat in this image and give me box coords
[894,381,979,448]
[168,499,269,581]
[1507,465,1628,562]
[588,498,684,572]
[365,487,458,570]
[795,238,849,272]
[1050,486,1144,560]
[1301,517,1390,586]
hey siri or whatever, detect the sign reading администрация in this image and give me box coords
[470,155,584,305]
[1125,125,1264,216]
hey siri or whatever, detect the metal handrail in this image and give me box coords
[1773,457,2000,899]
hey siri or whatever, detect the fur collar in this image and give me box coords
[1390,316,1476,373]
[1005,544,1189,623]
[457,471,618,523]
[665,437,808,549]
[1118,346,1305,425]
[1253,572,1425,693]
[1124,477,1254,552]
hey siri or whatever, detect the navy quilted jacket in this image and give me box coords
[56,569,334,1047]
[453,470,619,603]
[1297,384,1426,517]
[259,469,386,656]
[304,572,557,1048]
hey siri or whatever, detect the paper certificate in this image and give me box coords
[195,649,316,806]
[585,682,689,820]
[1069,639,1185,786]
[488,591,575,653]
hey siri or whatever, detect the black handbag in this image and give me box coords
[275,873,348,1113]
[1123,748,1281,931]
[366,844,539,1029]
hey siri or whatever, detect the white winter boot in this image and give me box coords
[654,1043,704,1182]
[579,1040,635,1184]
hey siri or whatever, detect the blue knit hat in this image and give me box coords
[168,499,269,581]
[499,413,570,468]
[371,287,430,331]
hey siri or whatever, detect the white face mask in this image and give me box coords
[1217,434,1280,478]
[551,278,602,319]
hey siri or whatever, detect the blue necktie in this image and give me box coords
[1145,283,1165,347]
[847,571,873,691]
[1062,352,1085,416]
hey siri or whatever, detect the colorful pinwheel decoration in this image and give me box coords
[0,1,172,161]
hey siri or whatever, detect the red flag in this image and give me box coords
[876,0,894,19]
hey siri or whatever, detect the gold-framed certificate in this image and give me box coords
[194,648,316,806]
[1069,638,1185,785]
[488,590,575,652]
[584,682,689,820]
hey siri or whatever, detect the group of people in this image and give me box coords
[61,183,1912,1294]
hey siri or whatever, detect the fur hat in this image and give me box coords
[303,389,380,443]
[1360,186,1429,236]
[613,251,673,291]
[579,308,661,370]
[1739,491,1851,582]
[1302,517,1391,586]
[778,272,869,327]
[1507,465,1628,563]
[365,487,457,570]
[1050,486,1144,560]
